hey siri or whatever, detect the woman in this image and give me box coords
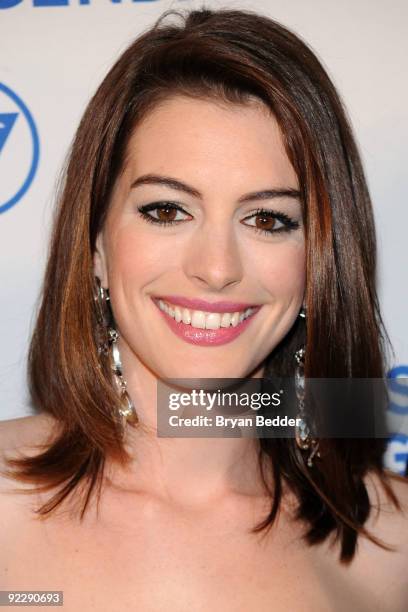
[1,7,407,610]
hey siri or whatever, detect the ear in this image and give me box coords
[93,233,109,288]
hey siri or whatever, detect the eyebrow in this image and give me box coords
[130,173,301,203]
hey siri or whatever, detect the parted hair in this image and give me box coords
[5,5,405,564]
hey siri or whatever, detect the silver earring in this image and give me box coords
[94,277,138,430]
[294,343,320,467]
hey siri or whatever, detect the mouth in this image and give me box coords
[152,297,262,346]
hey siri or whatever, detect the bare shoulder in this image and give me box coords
[0,413,59,458]
[0,413,60,495]
[351,469,408,609]
[0,413,63,539]
[0,415,63,588]
[364,469,408,533]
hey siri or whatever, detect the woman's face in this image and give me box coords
[94,95,305,380]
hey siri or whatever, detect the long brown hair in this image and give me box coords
[4,6,405,564]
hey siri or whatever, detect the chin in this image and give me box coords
[157,361,257,383]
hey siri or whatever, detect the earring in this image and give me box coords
[94,277,138,430]
[294,342,320,468]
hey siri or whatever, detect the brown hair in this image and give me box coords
[5,6,406,563]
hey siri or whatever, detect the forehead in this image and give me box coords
[123,95,299,190]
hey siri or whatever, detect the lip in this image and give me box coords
[154,295,258,313]
[152,298,262,347]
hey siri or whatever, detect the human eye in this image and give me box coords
[136,201,192,226]
[241,208,300,236]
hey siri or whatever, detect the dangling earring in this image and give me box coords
[294,306,320,467]
[94,276,138,430]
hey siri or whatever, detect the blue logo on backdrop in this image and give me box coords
[0,83,39,214]
[0,0,159,8]
[385,366,408,475]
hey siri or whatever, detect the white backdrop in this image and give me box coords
[1,0,407,474]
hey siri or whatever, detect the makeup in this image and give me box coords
[152,297,262,346]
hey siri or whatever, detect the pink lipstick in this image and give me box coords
[152,297,262,347]
[156,295,258,313]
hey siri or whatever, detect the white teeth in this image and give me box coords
[182,308,191,325]
[205,313,221,330]
[220,313,232,328]
[191,311,206,329]
[230,312,240,327]
[157,299,256,330]
[174,306,182,323]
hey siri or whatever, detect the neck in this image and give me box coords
[105,340,272,507]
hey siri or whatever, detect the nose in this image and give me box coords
[183,223,244,292]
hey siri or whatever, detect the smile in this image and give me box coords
[152,297,262,346]
[158,299,256,330]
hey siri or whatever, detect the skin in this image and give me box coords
[93,94,306,504]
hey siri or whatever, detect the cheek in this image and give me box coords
[247,239,306,296]
[108,225,171,286]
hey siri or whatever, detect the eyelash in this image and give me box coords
[136,201,300,236]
